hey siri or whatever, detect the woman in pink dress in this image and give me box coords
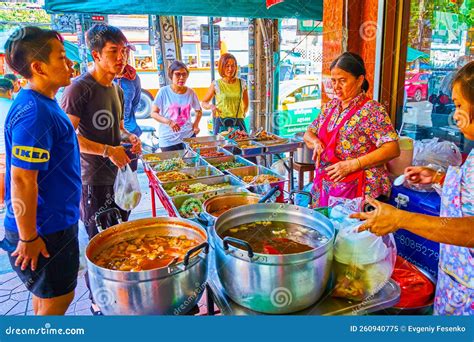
[304,52,400,207]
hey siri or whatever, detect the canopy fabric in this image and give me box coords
[407,46,430,63]
[64,40,93,63]
[44,0,323,20]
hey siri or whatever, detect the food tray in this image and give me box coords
[148,157,209,173]
[230,140,265,157]
[227,165,286,201]
[141,149,196,163]
[183,135,225,144]
[260,138,302,154]
[204,155,256,172]
[161,175,246,199]
[171,187,250,220]
[186,140,228,150]
[194,146,233,158]
[156,166,223,184]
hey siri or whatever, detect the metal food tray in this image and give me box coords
[231,140,266,156]
[195,146,233,158]
[183,135,225,144]
[162,175,246,199]
[204,155,256,172]
[141,149,196,163]
[155,165,224,184]
[261,138,302,154]
[227,165,286,195]
[171,186,250,219]
[148,157,209,173]
[186,140,229,150]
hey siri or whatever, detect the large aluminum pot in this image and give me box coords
[85,216,209,315]
[212,203,335,314]
[293,132,314,164]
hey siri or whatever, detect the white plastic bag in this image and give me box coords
[114,165,142,210]
[413,138,462,170]
[332,223,397,301]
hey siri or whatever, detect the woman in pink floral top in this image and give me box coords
[304,52,400,207]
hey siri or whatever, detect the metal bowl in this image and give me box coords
[85,217,209,315]
[212,203,335,314]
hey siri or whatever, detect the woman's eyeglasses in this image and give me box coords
[173,72,188,79]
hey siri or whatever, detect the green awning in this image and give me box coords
[44,0,322,20]
[407,46,430,63]
[64,40,93,63]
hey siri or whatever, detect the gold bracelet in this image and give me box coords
[356,157,362,170]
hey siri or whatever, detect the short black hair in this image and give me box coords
[4,73,18,83]
[330,52,370,92]
[4,26,64,79]
[168,60,189,79]
[86,24,127,53]
[0,78,14,92]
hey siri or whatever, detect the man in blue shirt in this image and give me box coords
[2,26,81,315]
[0,78,14,213]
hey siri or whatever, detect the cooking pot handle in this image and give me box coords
[258,185,280,203]
[183,242,209,267]
[94,208,123,233]
[223,237,254,258]
[289,190,312,207]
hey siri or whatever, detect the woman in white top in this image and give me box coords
[151,61,202,151]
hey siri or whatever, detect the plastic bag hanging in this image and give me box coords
[332,222,397,301]
[114,164,142,211]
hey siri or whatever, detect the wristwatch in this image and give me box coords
[102,144,110,158]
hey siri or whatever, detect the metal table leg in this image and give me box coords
[150,184,157,217]
[289,152,294,191]
[206,283,215,316]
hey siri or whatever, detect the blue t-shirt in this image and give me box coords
[4,89,82,235]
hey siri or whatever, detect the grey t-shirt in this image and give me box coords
[61,72,124,186]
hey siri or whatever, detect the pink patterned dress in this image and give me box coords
[308,93,398,206]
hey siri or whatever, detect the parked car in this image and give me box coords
[405,72,430,102]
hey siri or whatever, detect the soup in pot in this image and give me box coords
[93,234,200,271]
[221,221,329,254]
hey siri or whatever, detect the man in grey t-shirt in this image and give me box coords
[61,24,142,239]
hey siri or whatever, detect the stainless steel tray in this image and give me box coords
[204,155,256,172]
[148,157,209,172]
[155,165,223,184]
[183,135,225,144]
[195,146,233,158]
[186,140,228,150]
[227,165,286,194]
[171,187,250,219]
[231,141,266,156]
[162,175,246,198]
[261,138,302,154]
[141,149,196,163]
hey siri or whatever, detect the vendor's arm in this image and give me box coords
[201,82,215,110]
[10,167,50,271]
[190,90,202,135]
[67,114,130,168]
[304,109,325,161]
[357,141,400,169]
[242,87,249,115]
[351,198,474,248]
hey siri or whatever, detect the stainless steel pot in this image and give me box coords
[202,192,261,225]
[212,203,335,314]
[293,132,314,164]
[85,216,209,315]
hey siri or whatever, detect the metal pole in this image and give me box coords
[209,17,216,84]
[74,13,88,74]
[248,19,256,132]
[153,15,168,87]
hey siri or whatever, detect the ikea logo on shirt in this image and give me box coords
[13,146,50,163]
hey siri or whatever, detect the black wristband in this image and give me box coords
[19,235,40,243]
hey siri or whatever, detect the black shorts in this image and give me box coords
[5,223,80,299]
